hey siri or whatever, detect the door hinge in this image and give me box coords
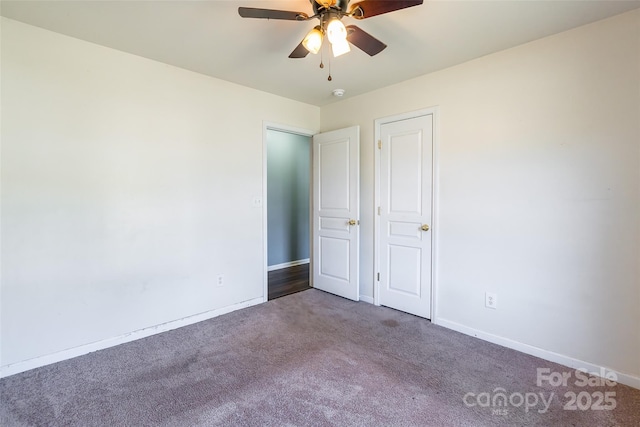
[377,272,380,281]
[378,206,381,215]
[378,140,381,149]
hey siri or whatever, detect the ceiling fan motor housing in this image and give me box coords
[311,0,350,15]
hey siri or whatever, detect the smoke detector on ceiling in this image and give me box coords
[332,89,346,97]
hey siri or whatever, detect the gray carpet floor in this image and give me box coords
[1,289,639,426]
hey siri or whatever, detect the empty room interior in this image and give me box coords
[1,1,639,425]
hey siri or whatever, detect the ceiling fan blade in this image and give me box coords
[349,0,423,19]
[346,25,387,56]
[289,41,310,59]
[238,7,309,21]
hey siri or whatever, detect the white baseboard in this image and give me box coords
[359,295,375,305]
[434,317,640,390]
[0,297,264,379]
[267,258,310,272]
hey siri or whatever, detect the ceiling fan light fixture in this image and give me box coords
[331,38,351,57]
[326,18,347,45]
[302,26,324,54]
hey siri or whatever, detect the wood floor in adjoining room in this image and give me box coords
[268,263,311,300]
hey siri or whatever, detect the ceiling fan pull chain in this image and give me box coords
[327,50,332,81]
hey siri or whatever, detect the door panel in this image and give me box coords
[313,126,360,301]
[390,133,423,214]
[319,140,350,210]
[379,115,433,318]
[319,236,350,280]
[388,244,422,295]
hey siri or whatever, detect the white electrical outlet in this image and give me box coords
[485,292,497,309]
[217,274,224,287]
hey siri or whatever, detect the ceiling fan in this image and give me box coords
[238,0,424,59]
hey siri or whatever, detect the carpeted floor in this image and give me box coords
[1,289,639,426]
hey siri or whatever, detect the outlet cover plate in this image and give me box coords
[485,292,497,309]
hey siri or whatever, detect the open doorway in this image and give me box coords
[265,127,312,300]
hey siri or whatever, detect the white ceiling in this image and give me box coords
[2,0,639,106]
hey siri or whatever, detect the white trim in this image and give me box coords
[359,295,375,305]
[374,120,381,307]
[264,123,316,137]
[434,317,640,390]
[373,107,440,320]
[262,125,269,303]
[0,297,264,379]
[262,122,316,303]
[430,110,441,322]
[267,258,310,272]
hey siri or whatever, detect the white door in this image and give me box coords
[378,114,433,318]
[313,126,360,301]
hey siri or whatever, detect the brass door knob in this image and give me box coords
[421,224,430,231]
[348,219,357,226]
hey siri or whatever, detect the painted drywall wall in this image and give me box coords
[266,130,310,267]
[0,17,320,368]
[321,10,640,380]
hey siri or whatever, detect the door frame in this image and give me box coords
[373,107,440,321]
[262,122,315,303]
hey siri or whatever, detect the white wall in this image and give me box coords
[0,18,320,369]
[321,10,640,381]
